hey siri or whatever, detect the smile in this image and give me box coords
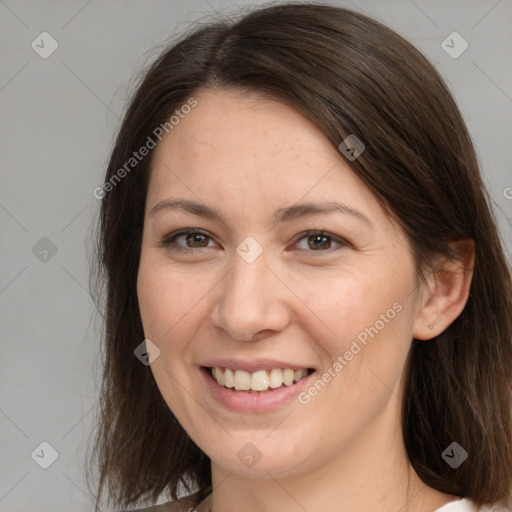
[208,366,314,393]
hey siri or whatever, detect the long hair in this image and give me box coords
[87,3,512,510]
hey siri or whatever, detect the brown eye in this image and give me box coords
[294,230,347,252]
[307,234,332,250]
[161,229,216,251]
[185,232,210,247]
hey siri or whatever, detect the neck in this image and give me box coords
[209,403,457,512]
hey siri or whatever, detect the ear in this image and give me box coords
[413,238,475,340]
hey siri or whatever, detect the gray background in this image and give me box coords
[1,0,511,511]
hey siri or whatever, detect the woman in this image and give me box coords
[87,3,512,512]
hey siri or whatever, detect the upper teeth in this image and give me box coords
[211,367,309,391]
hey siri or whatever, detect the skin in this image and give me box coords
[137,89,474,512]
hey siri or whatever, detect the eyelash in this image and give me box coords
[159,228,349,254]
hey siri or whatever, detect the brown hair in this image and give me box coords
[87,3,512,510]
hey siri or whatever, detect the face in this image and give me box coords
[137,89,424,478]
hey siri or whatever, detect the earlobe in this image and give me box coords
[413,238,475,341]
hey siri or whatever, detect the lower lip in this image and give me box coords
[200,367,315,413]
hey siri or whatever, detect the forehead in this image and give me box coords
[153,89,335,168]
[147,88,385,223]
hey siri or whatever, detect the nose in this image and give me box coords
[210,253,291,342]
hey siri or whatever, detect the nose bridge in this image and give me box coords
[229,254,264,298]
[211,248,289,341]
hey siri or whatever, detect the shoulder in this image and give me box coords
[481,504,512,512]
[119,490,212,512]
[435,498,511,512]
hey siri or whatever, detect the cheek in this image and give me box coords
[136,258,211,348]
[136,258,212,419]
[294,269,413,404]
[294,269,404,350]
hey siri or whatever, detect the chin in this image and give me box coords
[198,432,316,478]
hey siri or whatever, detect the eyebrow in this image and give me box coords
[273,201,372,227]
[149,199,372,228]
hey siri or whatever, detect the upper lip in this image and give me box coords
[200,358,314,373]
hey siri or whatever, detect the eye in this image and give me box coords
[293,230,348,252]
[160,229,217,251]
[159,228,349,254]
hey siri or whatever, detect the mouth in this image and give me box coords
[203,366,315,393]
